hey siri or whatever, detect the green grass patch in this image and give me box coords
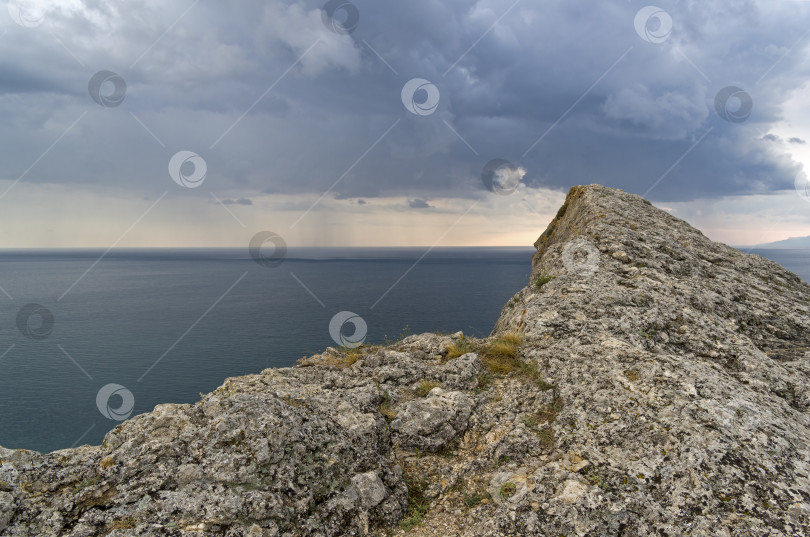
[534,274,556,290]
[556,202,569,219]
[379,389,396,421]
[399,474,430,531]
[463,491,491,508]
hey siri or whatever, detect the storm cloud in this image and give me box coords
[0,0,809,246]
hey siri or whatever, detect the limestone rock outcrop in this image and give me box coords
[1,185,808,536]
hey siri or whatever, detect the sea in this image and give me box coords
[0,247,807,453]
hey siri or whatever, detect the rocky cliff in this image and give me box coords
[2,185,809,537]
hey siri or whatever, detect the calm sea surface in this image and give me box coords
[0,247,533,452]
[0,247,806,453]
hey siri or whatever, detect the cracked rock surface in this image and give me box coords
[1,185,808,536]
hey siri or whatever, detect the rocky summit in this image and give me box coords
[2,185,809,537]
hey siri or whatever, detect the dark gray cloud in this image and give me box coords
[408,198,431,209]
[0,0,808,209]
[789,137,806,145]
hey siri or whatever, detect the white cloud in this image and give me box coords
[257,2,362,76]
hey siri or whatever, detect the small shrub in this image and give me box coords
[413,380,441,398]
[534,274,556,290]
[556,202,569,219]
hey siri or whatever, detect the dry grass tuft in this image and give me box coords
[444,337,478,360]
[480,333,523,375]
[413,380,441,398]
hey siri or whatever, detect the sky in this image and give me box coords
[0,0,809,248]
